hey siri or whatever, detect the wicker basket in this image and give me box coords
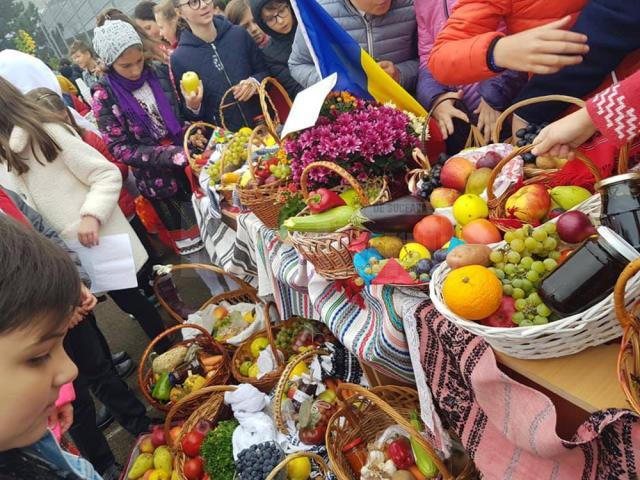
[326,384,469,480]
[430,194,640,359]
[272,348,329,435]
[165,385,237,477]
[137,323,231,413]
[236,124,288,229]
[259,77,293,143]
[491,94,631,176]
[153,263,260,324]
[289,161,390,280]
[184,122,222,176]
[486,144,601,232]
[266,451,332,480]
[614,258,640,414]
[230,307,288,392]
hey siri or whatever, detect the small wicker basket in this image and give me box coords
[326,384,472,480]
[230,307,287,392]
[614,258,640,414]
[137,323,230,413]
[486,144,601,232]
[289,161,389,280]
[164,385,237,477]
[266,451,332,480]
[272,348,329,435]
[236,124,288,229]
[258,76,293,143]
[184,122,222,176]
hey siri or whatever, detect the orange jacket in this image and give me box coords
[428,0,587,85]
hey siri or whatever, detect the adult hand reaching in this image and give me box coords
[531,108,597,158]
[493,16,589,75]
[378,60,400,82]
[232,79,258,102]
[431,90,469,140]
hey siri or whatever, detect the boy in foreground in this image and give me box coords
[0,215,102,479]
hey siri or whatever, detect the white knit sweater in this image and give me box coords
[0,123,148,273]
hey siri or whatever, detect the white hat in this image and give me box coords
[93,20,143,66]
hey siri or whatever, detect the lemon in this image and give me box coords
[238,127,253,136]
[399,242,431,267]
[452,194,488,226]
[287,456,311,480]
[243,311,255,323]
[288,362,309,380]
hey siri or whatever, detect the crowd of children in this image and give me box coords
[0,0,638,478]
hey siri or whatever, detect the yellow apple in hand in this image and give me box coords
[181,71,200,95]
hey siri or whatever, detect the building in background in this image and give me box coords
[38,0,138,57]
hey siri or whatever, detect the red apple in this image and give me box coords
[504,184,551,223]
[150,425,166,448]
[429,187,460,208]
[440,157,475,192]
[413,215,454,252]
[479,296,516,328]
[461,219,502,244]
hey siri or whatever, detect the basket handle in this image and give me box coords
[259,77,292,143]
[265,451,331,480]
[153,263,257,324]
[617,143,631,175]
[163,385,237,445]
[614,258,640,331]
[491,95,586,144]
[466,124,487,149]
[273,348,329,435]
[336,384,452,480]
[299,161,368,205]
[486,144,602,205]
[219,87,238,132]
[137,322,225,409]
[262,302,284,369]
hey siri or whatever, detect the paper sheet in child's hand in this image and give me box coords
[67,234,138,293]
[280,73,337,139]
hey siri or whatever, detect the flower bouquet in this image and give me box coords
[285,93,421,192]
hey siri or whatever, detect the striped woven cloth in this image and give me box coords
[193,197,422,382]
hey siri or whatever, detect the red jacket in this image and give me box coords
[587,70,640,147]
[428,0,586,84]
[82,130,137,218]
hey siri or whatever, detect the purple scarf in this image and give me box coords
[105,68,183,143]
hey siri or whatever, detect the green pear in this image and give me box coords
[128,453,153,479]
[465,168,492,195]
[549,186,591,210]
[153,446,173,473]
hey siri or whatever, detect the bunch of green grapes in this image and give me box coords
[275,321,306,351]
[489,223,561,326]
[222,129,252,170]
[207,160,222,185]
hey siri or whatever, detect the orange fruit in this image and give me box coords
[442,265,502,320]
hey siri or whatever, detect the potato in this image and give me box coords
[535,155,557,170]
[392,471,415,480]
[446,244,492,269]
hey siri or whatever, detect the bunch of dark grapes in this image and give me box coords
[515,123,548,164]
[235,442,284,480]
[417,153,448,199]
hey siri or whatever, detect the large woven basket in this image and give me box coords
[137,323,231,412]
[236,124,288,229]
[430,194,640,359]
[289,161,389,280]
[326,384,473,480]
[266,451,332,480]
[614,258,640,414]
[486,144,601,232]
[153,263,260,325]
[165,385,237,478]
[230,308,289,392]
[492,94,630,176]
[259,76,293,142]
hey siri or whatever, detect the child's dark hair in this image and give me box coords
[134,1,158,21]
[225,0,249,24]
[0,215,81,335]
[68,39,93,58]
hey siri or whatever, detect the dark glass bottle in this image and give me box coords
[597,173,640,250]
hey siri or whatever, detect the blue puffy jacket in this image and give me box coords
[170,15,269,131]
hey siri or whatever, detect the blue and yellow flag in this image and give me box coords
[291,0,426,116]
